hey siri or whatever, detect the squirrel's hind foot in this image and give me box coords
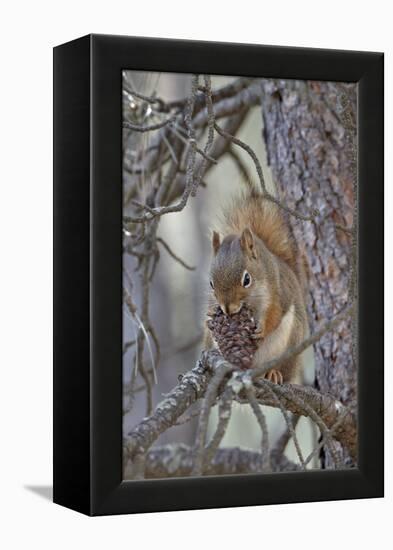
[263,368,283,385]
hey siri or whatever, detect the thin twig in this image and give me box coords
[250,303,354,380]
[204,386,233,466]
[123,114,177,133]
[191,75,216,196]
[192,358,234,476]
[244,381,270,471]
[266,384,306,469]
[156,237,195,270]
[124,76,201,221]
[228,146,251,182]
[122,80,169,112]
[270,415,300,462]
[166,76,256,111]
[272,383,343,469]
[214,121,318,222]
[303,412,347,468]
[123,340,136,354]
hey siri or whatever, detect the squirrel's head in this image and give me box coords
[209,228,262,316]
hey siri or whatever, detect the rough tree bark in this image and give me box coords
[260,80,357,466]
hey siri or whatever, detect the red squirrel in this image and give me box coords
[205,189,308,384]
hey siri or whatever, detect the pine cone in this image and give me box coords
[206,305,260,369]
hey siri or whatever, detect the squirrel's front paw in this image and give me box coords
[263,368,283,385]
[251,321,264,340]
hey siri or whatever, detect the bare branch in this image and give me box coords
[167,109,248,205]
[265,385,306,469]
[244,382,270,471]
[174,406,201,426]
[243,381,356,460]
[270,415,300,463]
[203,386,233,467]
[123,114,178,132]
[156,237,195,270]
[124,347,357,477]
[250,303,355,380]
[166,76,257,111]
[191,358,234,476]
[135,443,277,479]
[123,339,136,354]
[124,76,201,222]
[122,80,170,112]
[213,120,267,193]
[124,357,213,464]
[227,146,252,182]
[214,121,318,222]
[191,75,216,196]
[193,79,263,128]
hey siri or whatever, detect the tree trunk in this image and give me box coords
[260,79,357,467]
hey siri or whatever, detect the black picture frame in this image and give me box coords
[53,34,384,516]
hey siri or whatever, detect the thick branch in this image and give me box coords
[126,443,300,479]
[239,381,357,460]
[124,357,213,461]
[205,350,356,460]
[124,349,357,468]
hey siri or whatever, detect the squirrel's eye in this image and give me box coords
[210,280,214,290]
[242,271,252,288]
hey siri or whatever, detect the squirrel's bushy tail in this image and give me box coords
[221,190,298,274]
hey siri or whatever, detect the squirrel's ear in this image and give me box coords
[240,228,257,259]
[212,231,221,255]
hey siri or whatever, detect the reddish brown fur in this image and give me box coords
[206,190,309,383]
[263,299,282,337]
[219,192,298,273]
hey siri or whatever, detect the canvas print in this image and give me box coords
[122,71,357,480]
